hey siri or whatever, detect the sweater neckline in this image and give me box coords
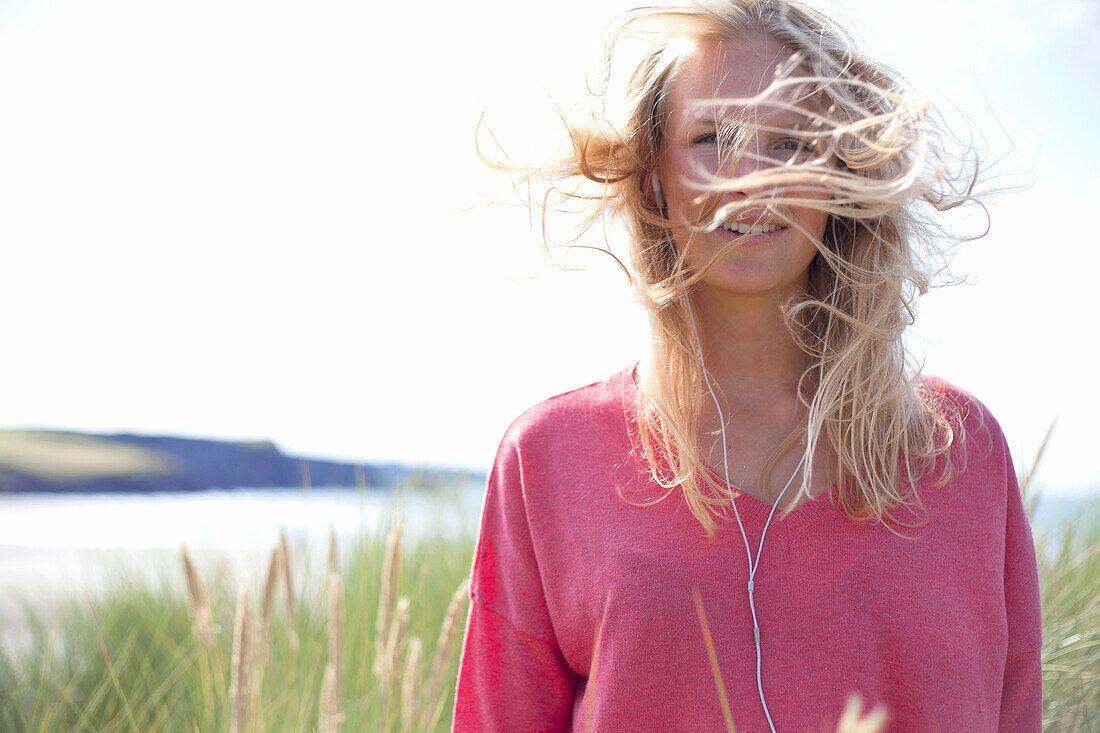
[614,363,840,539]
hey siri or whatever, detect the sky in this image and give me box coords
[1,0,1097,495]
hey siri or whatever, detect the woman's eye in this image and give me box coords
[692,132,719,145]
[776,138,815,156]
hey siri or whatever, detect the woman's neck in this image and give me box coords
[688,287,811,410]
[682,287,829,507]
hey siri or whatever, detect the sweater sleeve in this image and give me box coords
[452,435,578,731]
[998,433,1043,731]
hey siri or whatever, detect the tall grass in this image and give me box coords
[0,472,1097,731]
[1037,509,1100,730]
[1020,425,1100,730]
[0,515,473,732]
[1026,490,1100,728]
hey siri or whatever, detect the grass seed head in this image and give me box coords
[181,544,215,648]
[401,636,423,732]
[327,573,345,676]
[373,514,404,677]
[381,596,411,689]
[426,576,470,710]
[229,583,251,733]
[253,543,282,666]
[318,663,344,733]
[278,528,299,650]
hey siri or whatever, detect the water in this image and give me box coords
[0,485,484,550]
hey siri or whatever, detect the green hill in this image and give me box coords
[0,429,481,493]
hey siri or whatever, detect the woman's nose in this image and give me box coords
[722,141,767,189]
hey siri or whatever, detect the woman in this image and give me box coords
[453,1,1042,731]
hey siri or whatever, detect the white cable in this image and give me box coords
[686,296,805,733]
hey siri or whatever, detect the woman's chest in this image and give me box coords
[530,488,1009,687]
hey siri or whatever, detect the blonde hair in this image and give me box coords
[490,0,977,537]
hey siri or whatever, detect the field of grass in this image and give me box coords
[0,518,473,732]
[1,481,1097,731]
[1031,502,1100,730]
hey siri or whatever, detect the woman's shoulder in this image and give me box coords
[497,365,636,454]
[917,373,1014,484]
[918,373,1005,441]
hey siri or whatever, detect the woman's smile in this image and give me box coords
[716,225,787,246]
[712,211,790,246]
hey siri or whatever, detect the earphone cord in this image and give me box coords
[686,297,806,733]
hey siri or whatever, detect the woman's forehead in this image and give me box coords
[673,35,805,105]
[670,36,820,125]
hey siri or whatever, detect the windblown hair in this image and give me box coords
[492,0,978,537]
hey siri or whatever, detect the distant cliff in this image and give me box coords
[0,430,483,493]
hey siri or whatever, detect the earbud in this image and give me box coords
[651,172,666,211]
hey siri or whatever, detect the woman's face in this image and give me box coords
[655,34,831,302]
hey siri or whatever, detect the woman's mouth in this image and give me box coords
[718,221,784,235]
[716,220,787,245]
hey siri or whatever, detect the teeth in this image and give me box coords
[720,222,783,235]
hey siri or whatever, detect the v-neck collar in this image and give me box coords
[615,363,842,541]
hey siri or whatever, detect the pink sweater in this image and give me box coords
[453,367,1042,732]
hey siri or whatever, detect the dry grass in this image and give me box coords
[228,584,251,733]
[836,695,889,733]
[691,586,737,733]
[401,636,422,732]
[373,515,403,678]
[278,528,299,651]
[318,572,345,733]
[181,544,215,649]
[195,518,470,733]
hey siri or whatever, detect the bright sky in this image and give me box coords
[1,0,1097,495]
